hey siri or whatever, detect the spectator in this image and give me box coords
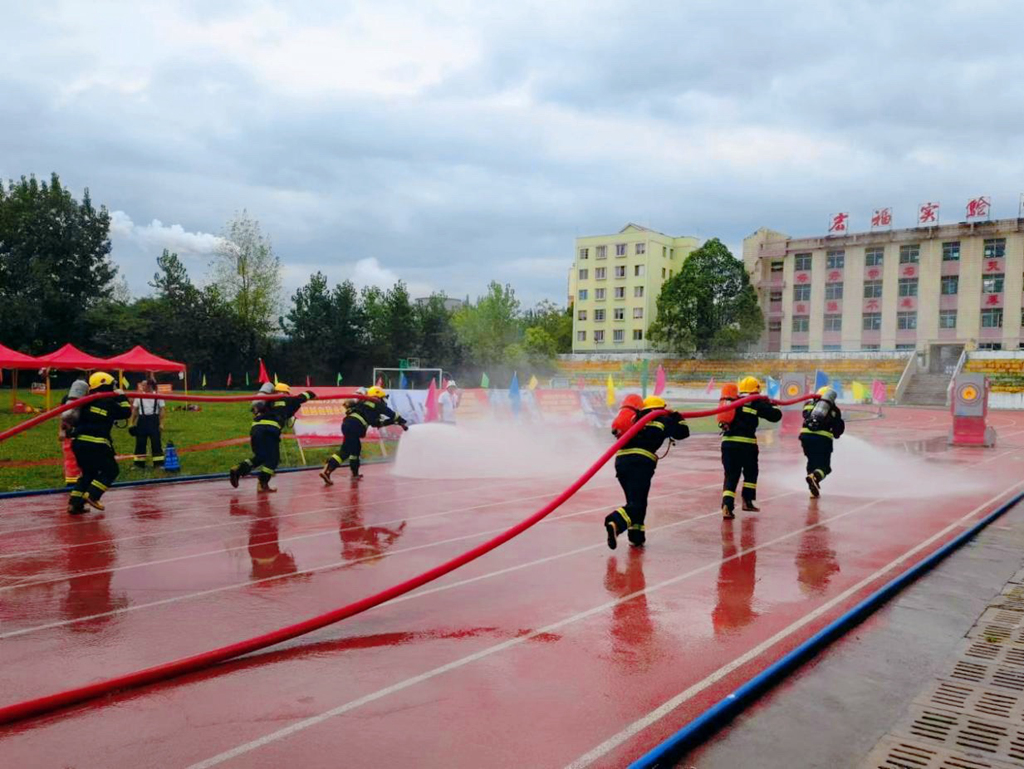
[130,378,166,468]
[438,380,460,424]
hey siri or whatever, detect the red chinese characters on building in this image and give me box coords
[918,202,939,224]
[966,196,991,220]
[828,270,842,281]
[865,299,880,310]
[828,212,849,233]
[867,268,881,279]
[796,272,809,283]
[986,260,1001,272]
[902,265,916,277]
[871,208,892,228]
[986,294,1001,306]
[900,297,914,308]
[826,301,839,312]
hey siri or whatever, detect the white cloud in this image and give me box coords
[109,210,224,258]
[281,258,433,299]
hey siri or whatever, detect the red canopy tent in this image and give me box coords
[104,346,185,372]
[36,344,110,370]
[0,344,42,411]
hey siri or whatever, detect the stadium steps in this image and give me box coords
[901,372,951,407]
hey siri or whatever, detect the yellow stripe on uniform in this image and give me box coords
[90,480,108,491]
[73,435,112,446]
[349,412,369,427]
[647,421,665,430]
[615,507,632,527]
[722,436,758,444]
[251,419,282,428]
[723,490,736,498]
[742,407,758,414]
[628,524,646,531]
[743,482,757,489]
[616,448,658,461]
[89,406,108,416]
[330,453,344,464]
[800,428,834,439]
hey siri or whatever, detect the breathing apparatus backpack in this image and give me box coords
[611,393,645,436]
[807,387,837,431]
[717,383,740,431]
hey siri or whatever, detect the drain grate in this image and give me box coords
[960,639,1024,669]
[991,588,1024,614]
[894,706,1024,765]
[944,659,1024,693]
[967,609,1024,644]
[860,734,1022,768]
[917,680,1024,723]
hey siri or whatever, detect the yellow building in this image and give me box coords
[743,218,1024,366]
[570,224,698,353]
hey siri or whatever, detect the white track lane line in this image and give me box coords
[0,480,727,640]
[563,477,1024,768]
[187,481,1020,769]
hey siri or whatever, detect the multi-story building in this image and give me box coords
[744,219,1024,366]
[570,224,698,353]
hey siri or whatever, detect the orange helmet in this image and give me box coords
[720,383,739,399]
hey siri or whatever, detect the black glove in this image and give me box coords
[304,391,317,400]
[401,423,409,431]
[128,425,138,437]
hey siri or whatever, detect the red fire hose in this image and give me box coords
[0,392,815,725]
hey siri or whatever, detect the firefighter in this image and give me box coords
[604,395,689,549]
[801,386,845,497]
[319,385,408,484]
[68,372,132,514]
[229,382,316,492]
[720,376,782,519]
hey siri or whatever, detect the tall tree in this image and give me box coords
[415,294,463,370]
[453,282,521,366]
[0,173,115,352]
[649,238,764,354]
[211,211,282,361]
[522,300,573,353]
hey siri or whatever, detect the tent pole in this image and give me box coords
[45,370,51,411]
[11,369,17,412]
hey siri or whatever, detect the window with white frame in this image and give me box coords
[939,310,957,328]
[634,286,644,298]
[578,268,588,280]
[613,329,624,342]
[594,309,605,322]
[633,307,643,319]
[862,343,880,350]
[794,253,812,271]
[863,313,882,330]
[865,248,884,266]
[577,309,587,321]
[982,273,1004,293]
[824,314,842,332]
[594,330,605,342]
[898,278,918,297]
[613,307,625,321]
[635,243,645,255]
[863,280,882,298]
[942,241,960,261]
[595,267,606,280]
[792,316,809,332]
[984,238,1006,258]
[578,248,588,260]
[791,344,809,351]
[825,282,844,300]
[899,244,920,264]
[897,311,917,330]
[595,288,606,300]
[981,308,1003,328]
[615,243,627,256]
[614,286,625,299]
[614,265,626,278]
[595,245,607,259]
[632,329,643,340]
[577,330,586,341]
[635,265,645,277]
[578,289,587,300]
[794,284,811,301]
[941,276,959,295]
[826,250,845,269]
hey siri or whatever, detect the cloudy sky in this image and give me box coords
[4,0,1024,306]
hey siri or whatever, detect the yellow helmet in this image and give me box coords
[738,376,761,394]
[643,395,667,409]
[273,382,291,394]
[88,371,115,390]
[366,385,386,399]
[817,385,833,396]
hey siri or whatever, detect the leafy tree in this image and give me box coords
[523,326,559,368]
[211,211,282,361]
[415,294,463,370]
[522,300,572,354]
[649,238,764,354]
[453,282,521,366]
[0,173,116,352]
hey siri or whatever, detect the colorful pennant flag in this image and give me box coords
[654,364,666,396]
[201,374,207,388]
[336,372,342,385]
[831,378,844,400]
[606,374,616,407]
[481,372,490,388]
[872,379,887,404]
[766,376,780,398]
[527,374,539,390]
[245,371,250,386]
[509,372,521,416]
[705,377,716,394]
[119,373,129,389]
[227,372,233,387]
[257,359,269,384]
[851,381,867,402]
[399,372,409,389]
[814,370,829,391]
[425,378,439,422]
[273,372,279,386]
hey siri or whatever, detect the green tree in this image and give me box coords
[522,300,573,353]
[649,238,764,354]
[211,211,282,361]
[415,294,463,370]
[453,282,521,366]
[0,173,116,352]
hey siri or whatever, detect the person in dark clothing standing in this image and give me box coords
[229,382,316,492]
[130,378,166,468]
[801,386,845,497]
[319,385,408,484]
[68,372,132,514]
[720,377,782,519]
[604,395,689,549]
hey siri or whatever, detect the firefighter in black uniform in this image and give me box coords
[229,382,316,492]
[720,377,782,519]
[801,386,845,497]
[319,385,408,484]
[604,395,689,549]
[68,372,132,515]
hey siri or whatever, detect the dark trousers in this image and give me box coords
[236,426,281,485]
[722,441,759,511]
[326,420,365,477]
[801,434,834,482]
[133,414,163,466]
[70,439,120,506]
[605,455,656,544]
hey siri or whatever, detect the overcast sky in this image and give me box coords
[4,0,1024,307]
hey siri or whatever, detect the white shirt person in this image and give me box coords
[438,382,460,424]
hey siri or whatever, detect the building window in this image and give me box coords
[768,320,782,332]
[939,310,957,329]
[898,278,918,297]
[613,329,624,342]
[577,309,587,321]
[823,344,842,351]
[982,273,1004,293]
[899,244,920,264]
[578,289,587,300]
[615,243,627,257]
[824,314,842,332]
[794,253,812,271]
[594,309,605,322]
[794,284,811,301]
[635,243,646,255]
[577,330,586,342]
[865,247,884,266]
[595,267,606,280]
[632,329,643,340]
[634,286,644,298]
[595,288,606,300]
[661,268,666,278]
[769,291,783,302]
[984,238,1006,258]
[633,307,643,319]
[978,342,1003,350]
[578,248,588,260]
[791,345,809,352]
[942,241,960,261]
[863,312,882,331]
[635,265,645,277]
[825,282,844,300]
[662,246,667,258]
[770,261,784,273]
[896,343,916,351]
[578,268,588,280]
[613,307,625,321]
[596,245,607,259]
[670,249,675,259]
[941,276,959,295]
[614,286,625,299]
[897,311,917,330]
[981,308,1004,328]
[826,250,845,269]
[668,270,673,278]
[792,316,809,332]
[864,280,883,298]
[594,330,605,342]
[862,344,881,351]
[614,265,626,278]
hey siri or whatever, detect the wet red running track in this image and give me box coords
[2,407,1024,768]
